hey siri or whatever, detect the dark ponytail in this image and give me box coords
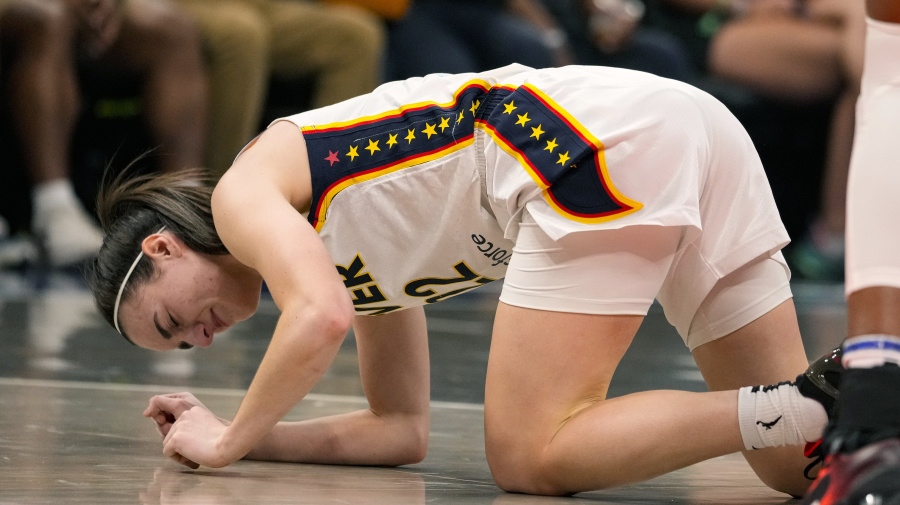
[87,164,228,334]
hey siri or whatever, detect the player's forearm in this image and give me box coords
[244,408,429,466]
[221,303,351,462]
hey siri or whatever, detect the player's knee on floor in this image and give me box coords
[485,436,598,496]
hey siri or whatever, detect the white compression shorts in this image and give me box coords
[501,212,792,350]
[845,17,900,295]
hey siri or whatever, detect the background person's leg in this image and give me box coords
[264,1,384,109]
[0,0,104,266]
[103,0,208,173]
[176,0,268,176]
[1,0,78,185]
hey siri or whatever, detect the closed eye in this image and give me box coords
[168,313,192,350]
[153,313,173,340]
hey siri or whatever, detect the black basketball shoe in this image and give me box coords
[800,438,900,505]
[799,364,900,505]
[794,348,844,479]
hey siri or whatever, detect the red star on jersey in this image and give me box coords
[324,150,340,166]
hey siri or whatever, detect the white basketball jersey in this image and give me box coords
[274,64,787,315]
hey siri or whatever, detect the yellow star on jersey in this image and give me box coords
[556,151,570,166]
[422,122,438,139]
[469,99,481,116]
[516,112,531,127]
[530,124,545,140]
[438,116,451,132]
[503,101,517,114]
[456,112,464,124]
[386,133,398,148]
[347,145,360,161]
[544,138,558,153]
[366,139,380,155]
[405,129,416,144]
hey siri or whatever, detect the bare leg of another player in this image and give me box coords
[799,1,900,503]
[846,0,900,320]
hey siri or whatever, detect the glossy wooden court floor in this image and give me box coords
[0,270,847,504]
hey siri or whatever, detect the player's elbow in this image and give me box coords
[402,440,428,466]
[329,285,356,332]
[406,413,430,464]
[308,292,355,343]
[321,302,355,343]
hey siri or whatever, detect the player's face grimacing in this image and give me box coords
[117,239,261,351]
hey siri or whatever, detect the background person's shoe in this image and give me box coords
[33,198,104,268]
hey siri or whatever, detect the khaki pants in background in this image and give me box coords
[178,0,386,175]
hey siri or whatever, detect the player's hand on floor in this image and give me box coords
[162,406,235,469]
[143,392,220,437]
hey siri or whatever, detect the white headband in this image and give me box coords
[114,226,166,334]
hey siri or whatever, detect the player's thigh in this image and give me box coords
[690,279,811,494]
[692,298,807,392]
[485,220,680,460]
[484,304,644,459]
[688,252,807,390]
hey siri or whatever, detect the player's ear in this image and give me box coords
[142,231,185,260]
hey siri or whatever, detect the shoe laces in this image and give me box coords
[804,438,825,480]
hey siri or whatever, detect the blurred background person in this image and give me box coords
[530,0,694,81]
[385,0,692,90]
[648,0,867,281]
[385,0,557,80]
[175,0,387,176]
[0,0,207,267]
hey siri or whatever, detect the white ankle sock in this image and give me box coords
[843,335,900,369]
[737,382,828,451]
